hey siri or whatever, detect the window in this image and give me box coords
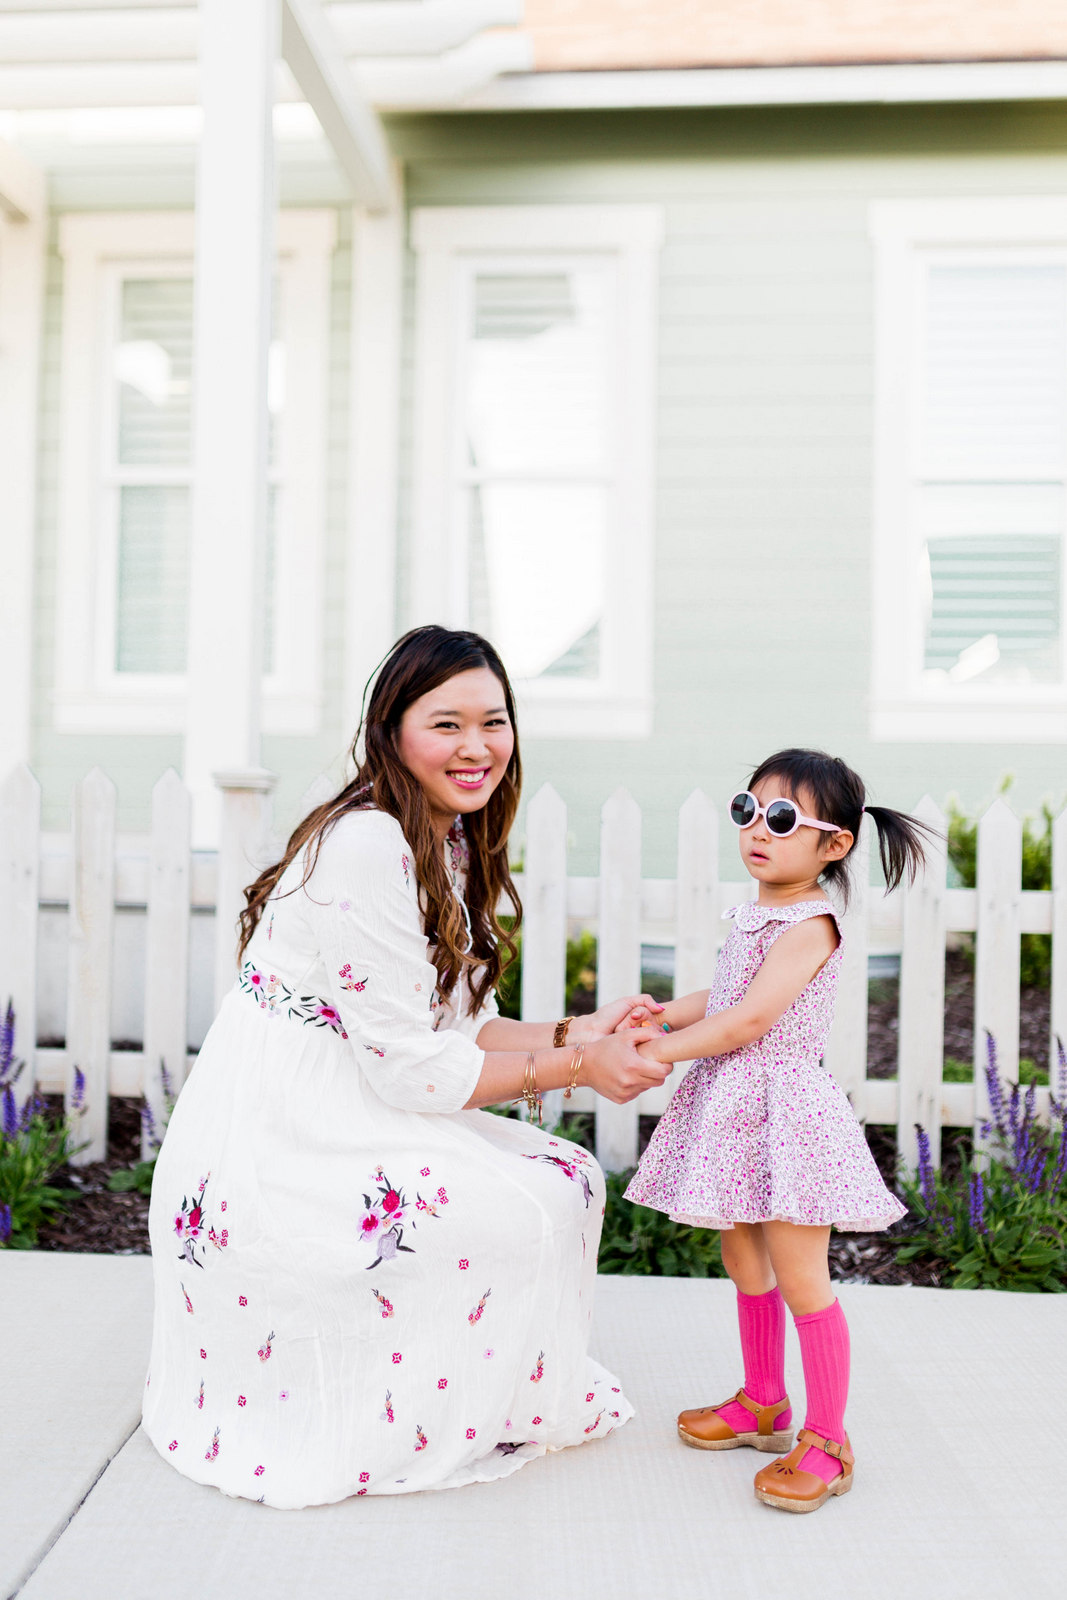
[410,206,662,737]
[54,210,335,734]
[869,198,1067,742]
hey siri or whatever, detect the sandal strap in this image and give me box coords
[797,1427,854,1467]
[731,1388,792,1436]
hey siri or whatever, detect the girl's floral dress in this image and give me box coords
[143,809,630,1508]
[625,900,907,1231]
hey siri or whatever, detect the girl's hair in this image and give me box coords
[747,747,937,907]
[238,625,523,1015]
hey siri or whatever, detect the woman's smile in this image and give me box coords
[448,767,490,790]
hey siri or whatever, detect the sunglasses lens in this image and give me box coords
[766,800,799,835]
[729,792,757,828]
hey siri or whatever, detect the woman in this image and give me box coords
[143,626,667,1508]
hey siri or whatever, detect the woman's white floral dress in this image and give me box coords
[143,810,631,1508]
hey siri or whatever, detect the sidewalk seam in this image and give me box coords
[6,1421,142,1600]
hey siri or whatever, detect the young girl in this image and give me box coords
[622,748,933,1514]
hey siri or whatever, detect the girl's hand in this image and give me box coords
[613,1003,657,1033]
[582,1030,670,1104]
[575,994,664,1042]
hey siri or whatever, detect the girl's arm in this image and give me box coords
[637,915,839,1066]
[615,990,710,1034]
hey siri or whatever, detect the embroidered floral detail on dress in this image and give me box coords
[381,1390,395,1424]
[197,1381,204,1411]
[359,1471,370,1484]
[522,1151,594,1207]
[584,1412,605,1435]
[174,1181,213,1268]
[531,1416,542,1426]
[437,1378,448,1390]
[364,1045,385,1058]
[415,1424,428,1452]
[257,1331,274,1362]
[168,1440,178,1451]
[529,1352,544,1383]
[238,1296,248,1307]
[338,964,368,992]
[238,1396,247,1407]
[401,853,412,888]
[465,1427,476,1441]
[371,1287,394,1318]
[181,1283,194,1314]
[392,1352,402,1365]
[238,960,349,1039]
[467,1289,491,1325]
[360,1168,436,1268]
[254,1465,264,1477]
[204,1427,220,1462]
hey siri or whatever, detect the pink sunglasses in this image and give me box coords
[729,790,842,839]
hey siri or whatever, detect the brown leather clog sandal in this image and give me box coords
[677,1389,794,1453]
[753,1427,854,1513]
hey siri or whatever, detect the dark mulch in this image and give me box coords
[866,947,1051,1079]
[34,1095,151,1255]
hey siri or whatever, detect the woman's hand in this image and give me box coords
[574,994,664,1042]
[581,1030,671,1105]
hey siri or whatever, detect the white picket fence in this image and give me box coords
[2,765,1065,1174]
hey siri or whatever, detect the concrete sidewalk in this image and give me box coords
[4,1254,1064,1600]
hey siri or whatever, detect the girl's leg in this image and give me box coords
[762,1221,849,1484]
[712,1224,791,1432]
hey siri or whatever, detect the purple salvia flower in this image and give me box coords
[2,1085,17,1140]
[984,1031,1007,1137]
[915,1123,935,1210]
[0,1000,14,1078]
[71,1066,86,1112]
[0,1203,11,1245]
[968,1171,986,1232]
[141,1100,157,1141]
[160,1060,173,1103]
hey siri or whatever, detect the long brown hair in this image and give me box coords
[238,626,523,1014]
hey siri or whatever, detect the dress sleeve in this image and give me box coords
[301,812,485,1114]
[443,981,500,1044]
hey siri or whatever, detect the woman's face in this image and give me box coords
[396,667,515,832]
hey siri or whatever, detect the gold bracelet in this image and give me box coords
[564,1042,585,1100]
[553,1016,574,1049]
[522,1050,543,1127]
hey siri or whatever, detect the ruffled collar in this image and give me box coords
[724,899,839,934]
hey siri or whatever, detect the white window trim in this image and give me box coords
[409,204,662,739]
[869,195,1067,744]
[53,208,336,735]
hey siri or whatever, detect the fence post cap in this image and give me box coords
[211,768,277,795]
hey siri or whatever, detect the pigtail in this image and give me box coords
[863,805,939,895]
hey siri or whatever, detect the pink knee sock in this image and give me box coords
[715,1287,791,1434]
[794,1299,850,1483]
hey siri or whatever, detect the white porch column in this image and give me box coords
[184,0,278,847]
[344,183,404,737]
[0,141,46,770]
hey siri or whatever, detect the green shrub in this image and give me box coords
[496,929,600,1022]
[598,1168,727,1278]
[946,781,1061,988]
[899,1032,1067,1291]
[0,1002,84,1248]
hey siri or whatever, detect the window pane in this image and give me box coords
[115,485,189,673]
[923,533,1061,685]
[922,262,1067,478]
[116,278,194,467]
[468,484,605,681]
[465,269,611,476]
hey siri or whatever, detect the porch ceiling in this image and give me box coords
[0,1,533,113]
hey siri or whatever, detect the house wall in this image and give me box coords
[390,101,1067,874]
[25,100,1067,875]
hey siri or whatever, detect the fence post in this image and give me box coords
[669,789,718,1096]
[213,769,276,1014]
[973,797,1021,1139]
[1052,806,1067,1099]
[0,764,40,1105]
[595,789,642,1172]
[66,768,116,1163]
[521,784,568,1129]
[897,796,947,1173]
[824,813,870,1112]
[143,770,192,1158]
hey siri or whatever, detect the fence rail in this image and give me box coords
[2,765,1065,1173]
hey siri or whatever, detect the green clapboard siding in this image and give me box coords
[29,101,1067,875]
